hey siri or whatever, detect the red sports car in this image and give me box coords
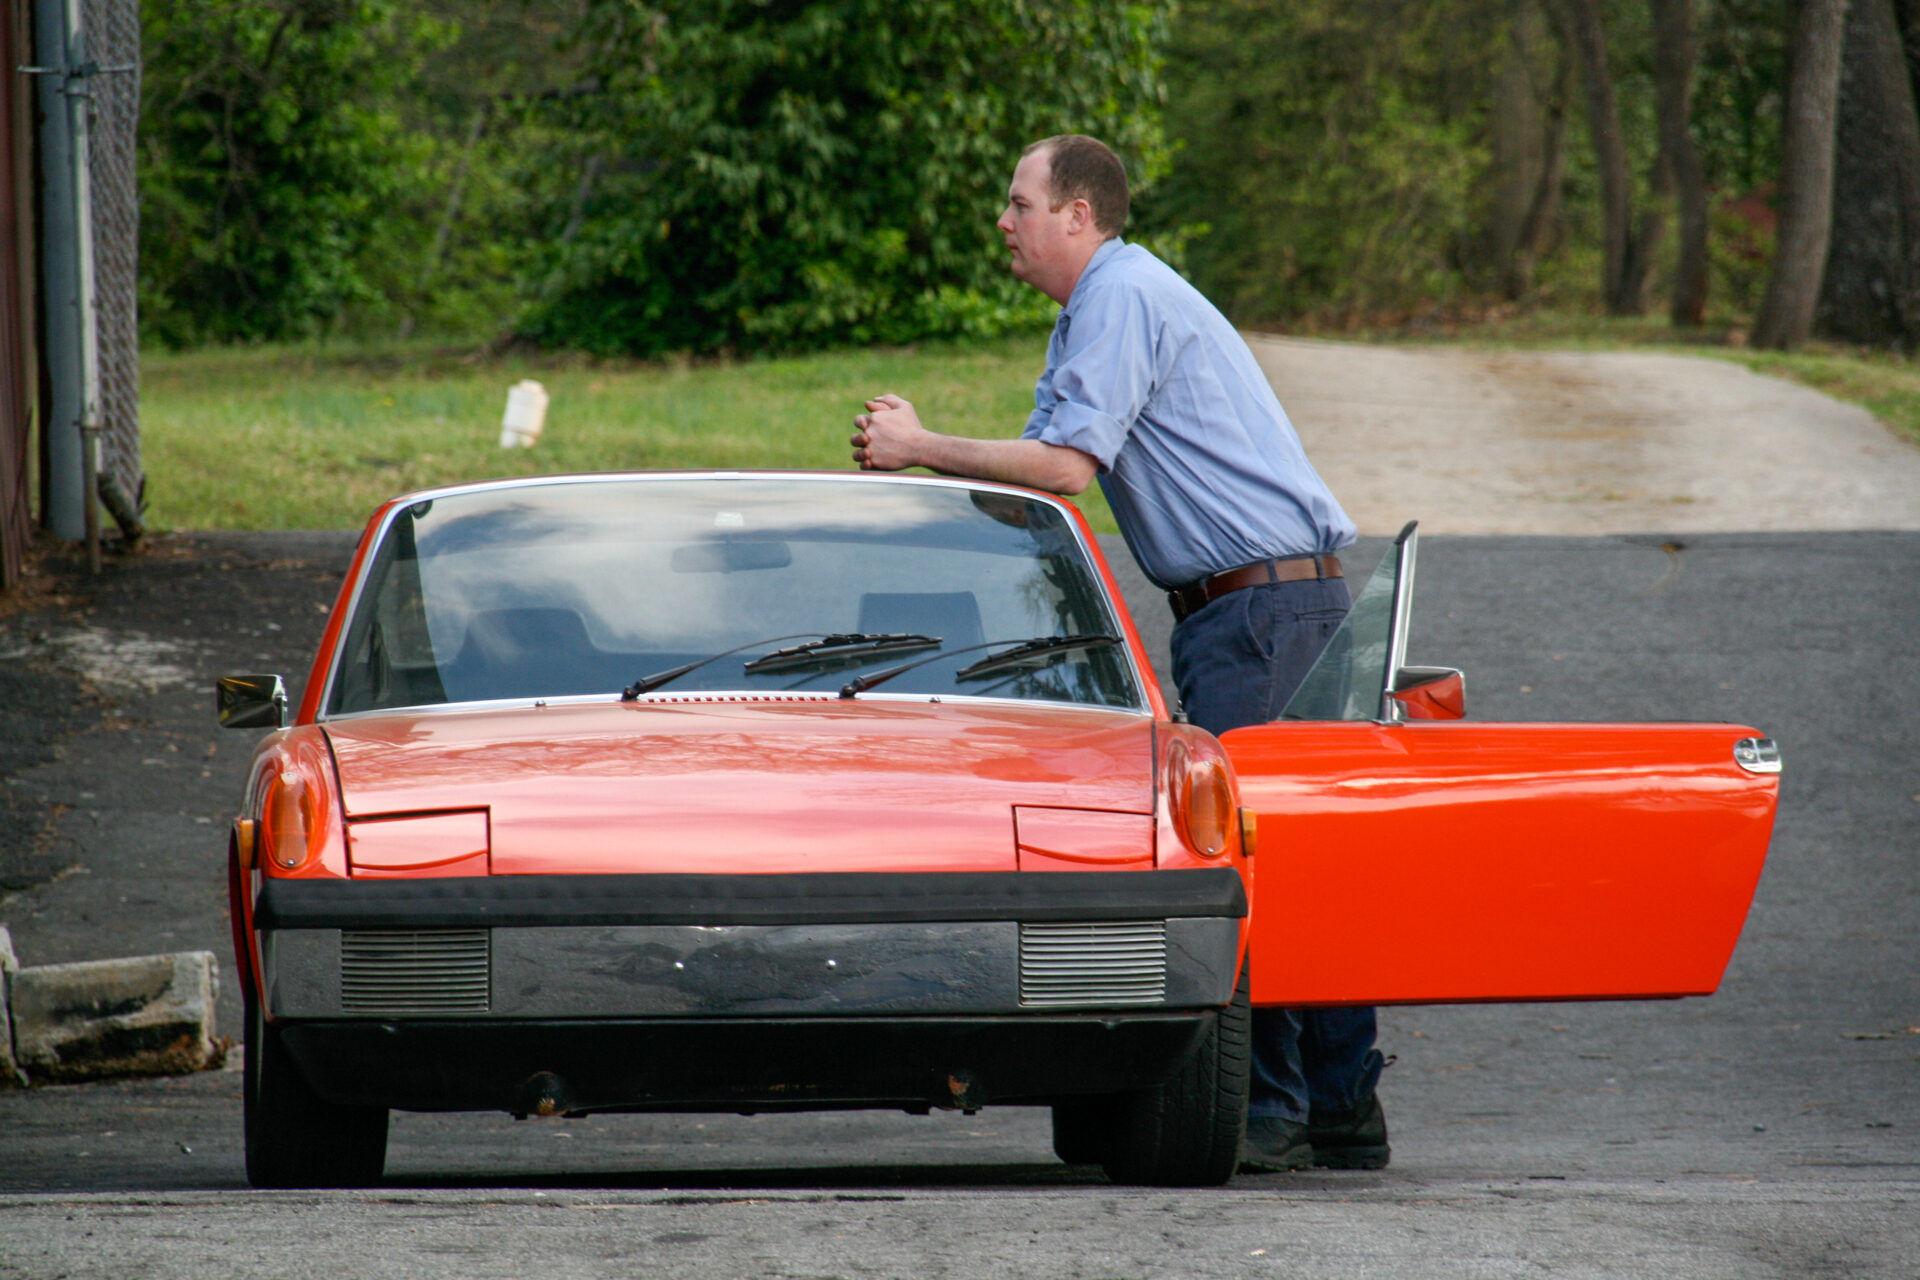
[218,472,1780,1188]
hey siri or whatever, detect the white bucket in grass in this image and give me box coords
[499,380,549,448]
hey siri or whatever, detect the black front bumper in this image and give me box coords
[281,1012,1215,1114]
[255,867,1247,929]
[256,868,1245,1114]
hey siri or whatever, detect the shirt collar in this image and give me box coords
[1063,237,1127,313]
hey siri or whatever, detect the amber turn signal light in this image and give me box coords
[1181,760,1232,857]
[261,771,315,870]
[233,818,256,871]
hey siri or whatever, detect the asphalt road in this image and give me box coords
[1,523,1915,1278]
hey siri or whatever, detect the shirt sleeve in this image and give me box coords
[1021,284,1163,472]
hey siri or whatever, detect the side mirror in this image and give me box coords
[1390,666,1465,721]
[217,674,289,729]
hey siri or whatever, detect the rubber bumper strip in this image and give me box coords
[255,867,1247,930]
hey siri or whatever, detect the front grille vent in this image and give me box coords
[1019,921,1167,1007]
[342,929,490,1014]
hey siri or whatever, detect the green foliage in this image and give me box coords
[359,0,599,338]
[1146,0,1492,325]
[1694,0,1788,195]
[132,0,1804,349]
[138,0,450,345]
[527,0,1172,356]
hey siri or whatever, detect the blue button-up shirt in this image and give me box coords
[1022,238,1355,589]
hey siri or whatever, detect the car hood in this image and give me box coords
[323,698,1156,874]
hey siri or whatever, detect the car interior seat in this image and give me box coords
[856,592,985,651]
[444,606,604,701]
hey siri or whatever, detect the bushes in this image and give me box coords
[525,0,1170,355]
[138,0,448,345]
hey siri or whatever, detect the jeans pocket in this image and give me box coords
[1240,586,1279,662]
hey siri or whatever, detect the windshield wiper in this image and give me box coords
[622,632,944,699]
[622,632,822,698]
[741,633,941,674]
[954,633,1121,681]
[838,633,1120,699]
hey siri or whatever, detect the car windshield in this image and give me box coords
[326,476,1142,714]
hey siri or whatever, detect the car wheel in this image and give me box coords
[1051,1097,1120,1166]
[244,994,387,1189]
[1099,967,1250,1187]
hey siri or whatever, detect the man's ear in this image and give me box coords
[1067,198,1094,235]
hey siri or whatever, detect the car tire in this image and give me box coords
[1099,967,1250,1187]
[244,994,387,1189]
[1051,1097,1120,1166]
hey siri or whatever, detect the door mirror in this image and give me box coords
[218,674,288,729]
[1390,666,1466,720]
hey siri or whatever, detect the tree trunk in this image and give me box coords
[1560,0,1654,313]
[1893,0,1920,108]
[1487,2,1558,298]
[1483,0,1570,299]
[1518,36,1572,276]
[1752,0,1851,350]
[1815,0,1920,346]
[1650,0,1710,327]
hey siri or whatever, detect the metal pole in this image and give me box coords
[80,424,98,572]
[65,0,102,573]
[29,0,82,543]
[25,0,108,566]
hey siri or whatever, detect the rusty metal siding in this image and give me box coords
[0,0,37,591]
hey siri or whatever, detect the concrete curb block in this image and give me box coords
[6,947,223,1085]
[0,927,24,1087]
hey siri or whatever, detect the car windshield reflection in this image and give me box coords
[326,477,1142,715]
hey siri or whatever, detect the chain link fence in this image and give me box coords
[84,0,140,513]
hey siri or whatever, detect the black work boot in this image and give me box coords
[1306,1093,1390,1169]
[1238,1115,1314,1173]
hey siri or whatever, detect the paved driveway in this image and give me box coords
[1251,337,1920,535]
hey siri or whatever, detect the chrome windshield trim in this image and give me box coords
[316,472,1150,722]
[317,689,1154,725]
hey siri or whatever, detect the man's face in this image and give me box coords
[997,149,1076,296]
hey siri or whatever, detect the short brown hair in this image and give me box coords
[1023,135,1129,237]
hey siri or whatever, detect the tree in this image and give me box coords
[138,0,447,345]
[1485,1,1570,300]
[528,0,1171,356]
[1815,0,1920,345]
[1149,0,1491,325]
[1752,0,1849,348]
[1556,0,1663,314]
[1650,0,1711,325]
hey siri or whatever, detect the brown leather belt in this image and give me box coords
[1167,554,1343,622]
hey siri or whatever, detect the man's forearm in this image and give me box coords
[853,392,1098,494]
[913,434,1098,495]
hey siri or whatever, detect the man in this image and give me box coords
[849,134,1388,1173]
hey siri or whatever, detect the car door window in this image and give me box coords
[1278,523,1415,722]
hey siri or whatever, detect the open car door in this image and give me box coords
[1222,524,1780,1007]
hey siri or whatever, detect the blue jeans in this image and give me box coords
[1169,575,1384,1123]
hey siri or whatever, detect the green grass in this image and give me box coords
[139,334,1127,532]
[142,311,1920,533]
